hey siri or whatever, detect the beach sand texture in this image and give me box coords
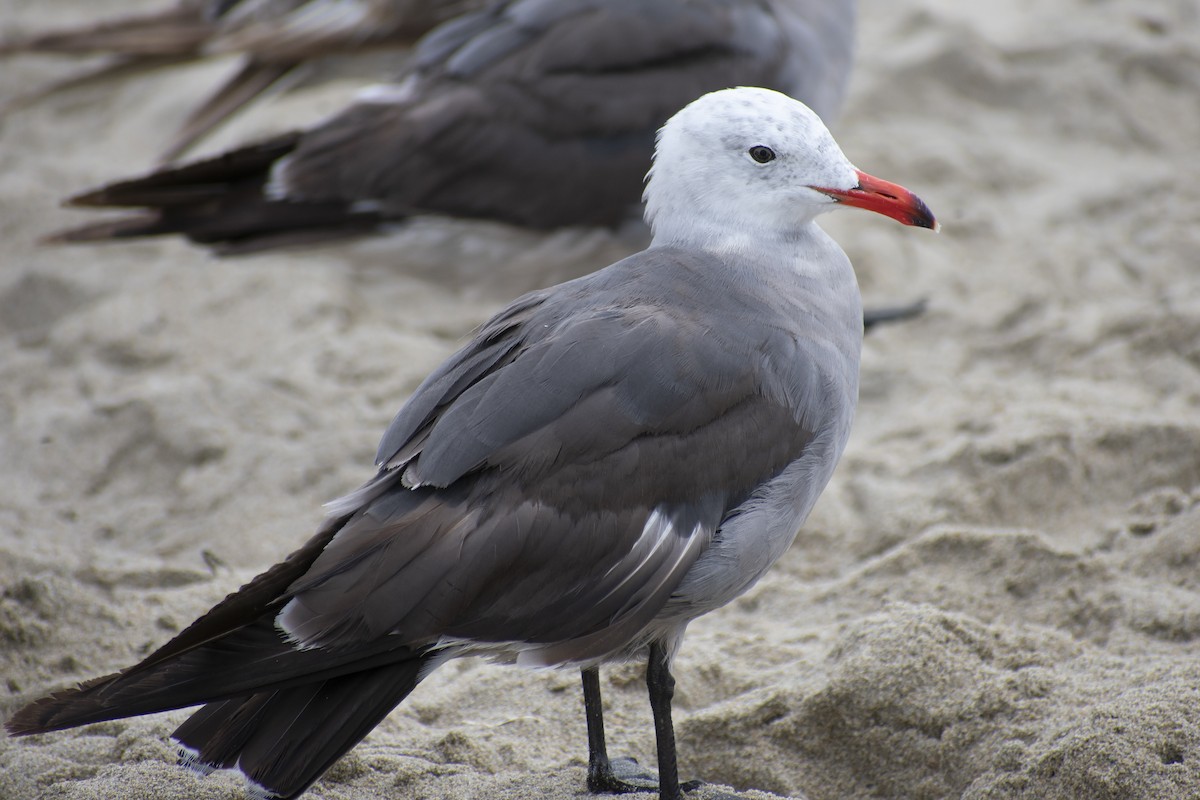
[2,0,1199,798]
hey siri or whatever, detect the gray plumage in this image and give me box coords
[6,87,936,800]
[293,242,849,666]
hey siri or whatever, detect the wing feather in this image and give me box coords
[278,250,819,659]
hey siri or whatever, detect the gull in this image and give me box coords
[6,86,936,800]
[45,0,859,252]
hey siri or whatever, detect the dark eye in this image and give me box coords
[748,145,776,164]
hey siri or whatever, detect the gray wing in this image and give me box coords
[277,251,818,664]
[273,0,856,228]
[767,0,857,123]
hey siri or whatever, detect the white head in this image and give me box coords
[643,87,936,250]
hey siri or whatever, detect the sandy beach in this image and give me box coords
[2,0,1199,798]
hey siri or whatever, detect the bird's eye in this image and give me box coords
[748,145,776,164]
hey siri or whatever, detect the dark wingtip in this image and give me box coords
[6,685,89,737]
[41,213,169,245]
[6,706,46,737]
[63,187,111,208]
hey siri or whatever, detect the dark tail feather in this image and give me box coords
[4,617,421,736]
[159,59,298,164]
[43,132,390,252]
[44,211,186,243]
[66,134,302,208]
[4,514,415,738]
[174,657,433,799]
[0,8,210,58]
[46,205,387,253]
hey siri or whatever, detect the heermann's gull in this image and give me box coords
[1,0,487,161]
[45,0,858,252]
[6,86,936,800]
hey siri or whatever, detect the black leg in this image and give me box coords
[583,666,612,791]
[582,667,658,795]
[647,643,710,800]
[646,643,680,800]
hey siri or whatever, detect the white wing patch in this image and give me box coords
[593,508,685,605]
[516,508,707,668]
[354,77,419,106]
[263,157,294,202]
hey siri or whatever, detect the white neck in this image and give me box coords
[649,198,851,291]
[649,213,815,261]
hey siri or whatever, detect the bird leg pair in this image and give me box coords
[582,642,703,800]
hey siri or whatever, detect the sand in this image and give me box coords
[2,0,1199,798]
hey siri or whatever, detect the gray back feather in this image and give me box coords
[281,245,853,661]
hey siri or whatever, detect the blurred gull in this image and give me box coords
[1,0,485,160]
[47,0,859,252]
